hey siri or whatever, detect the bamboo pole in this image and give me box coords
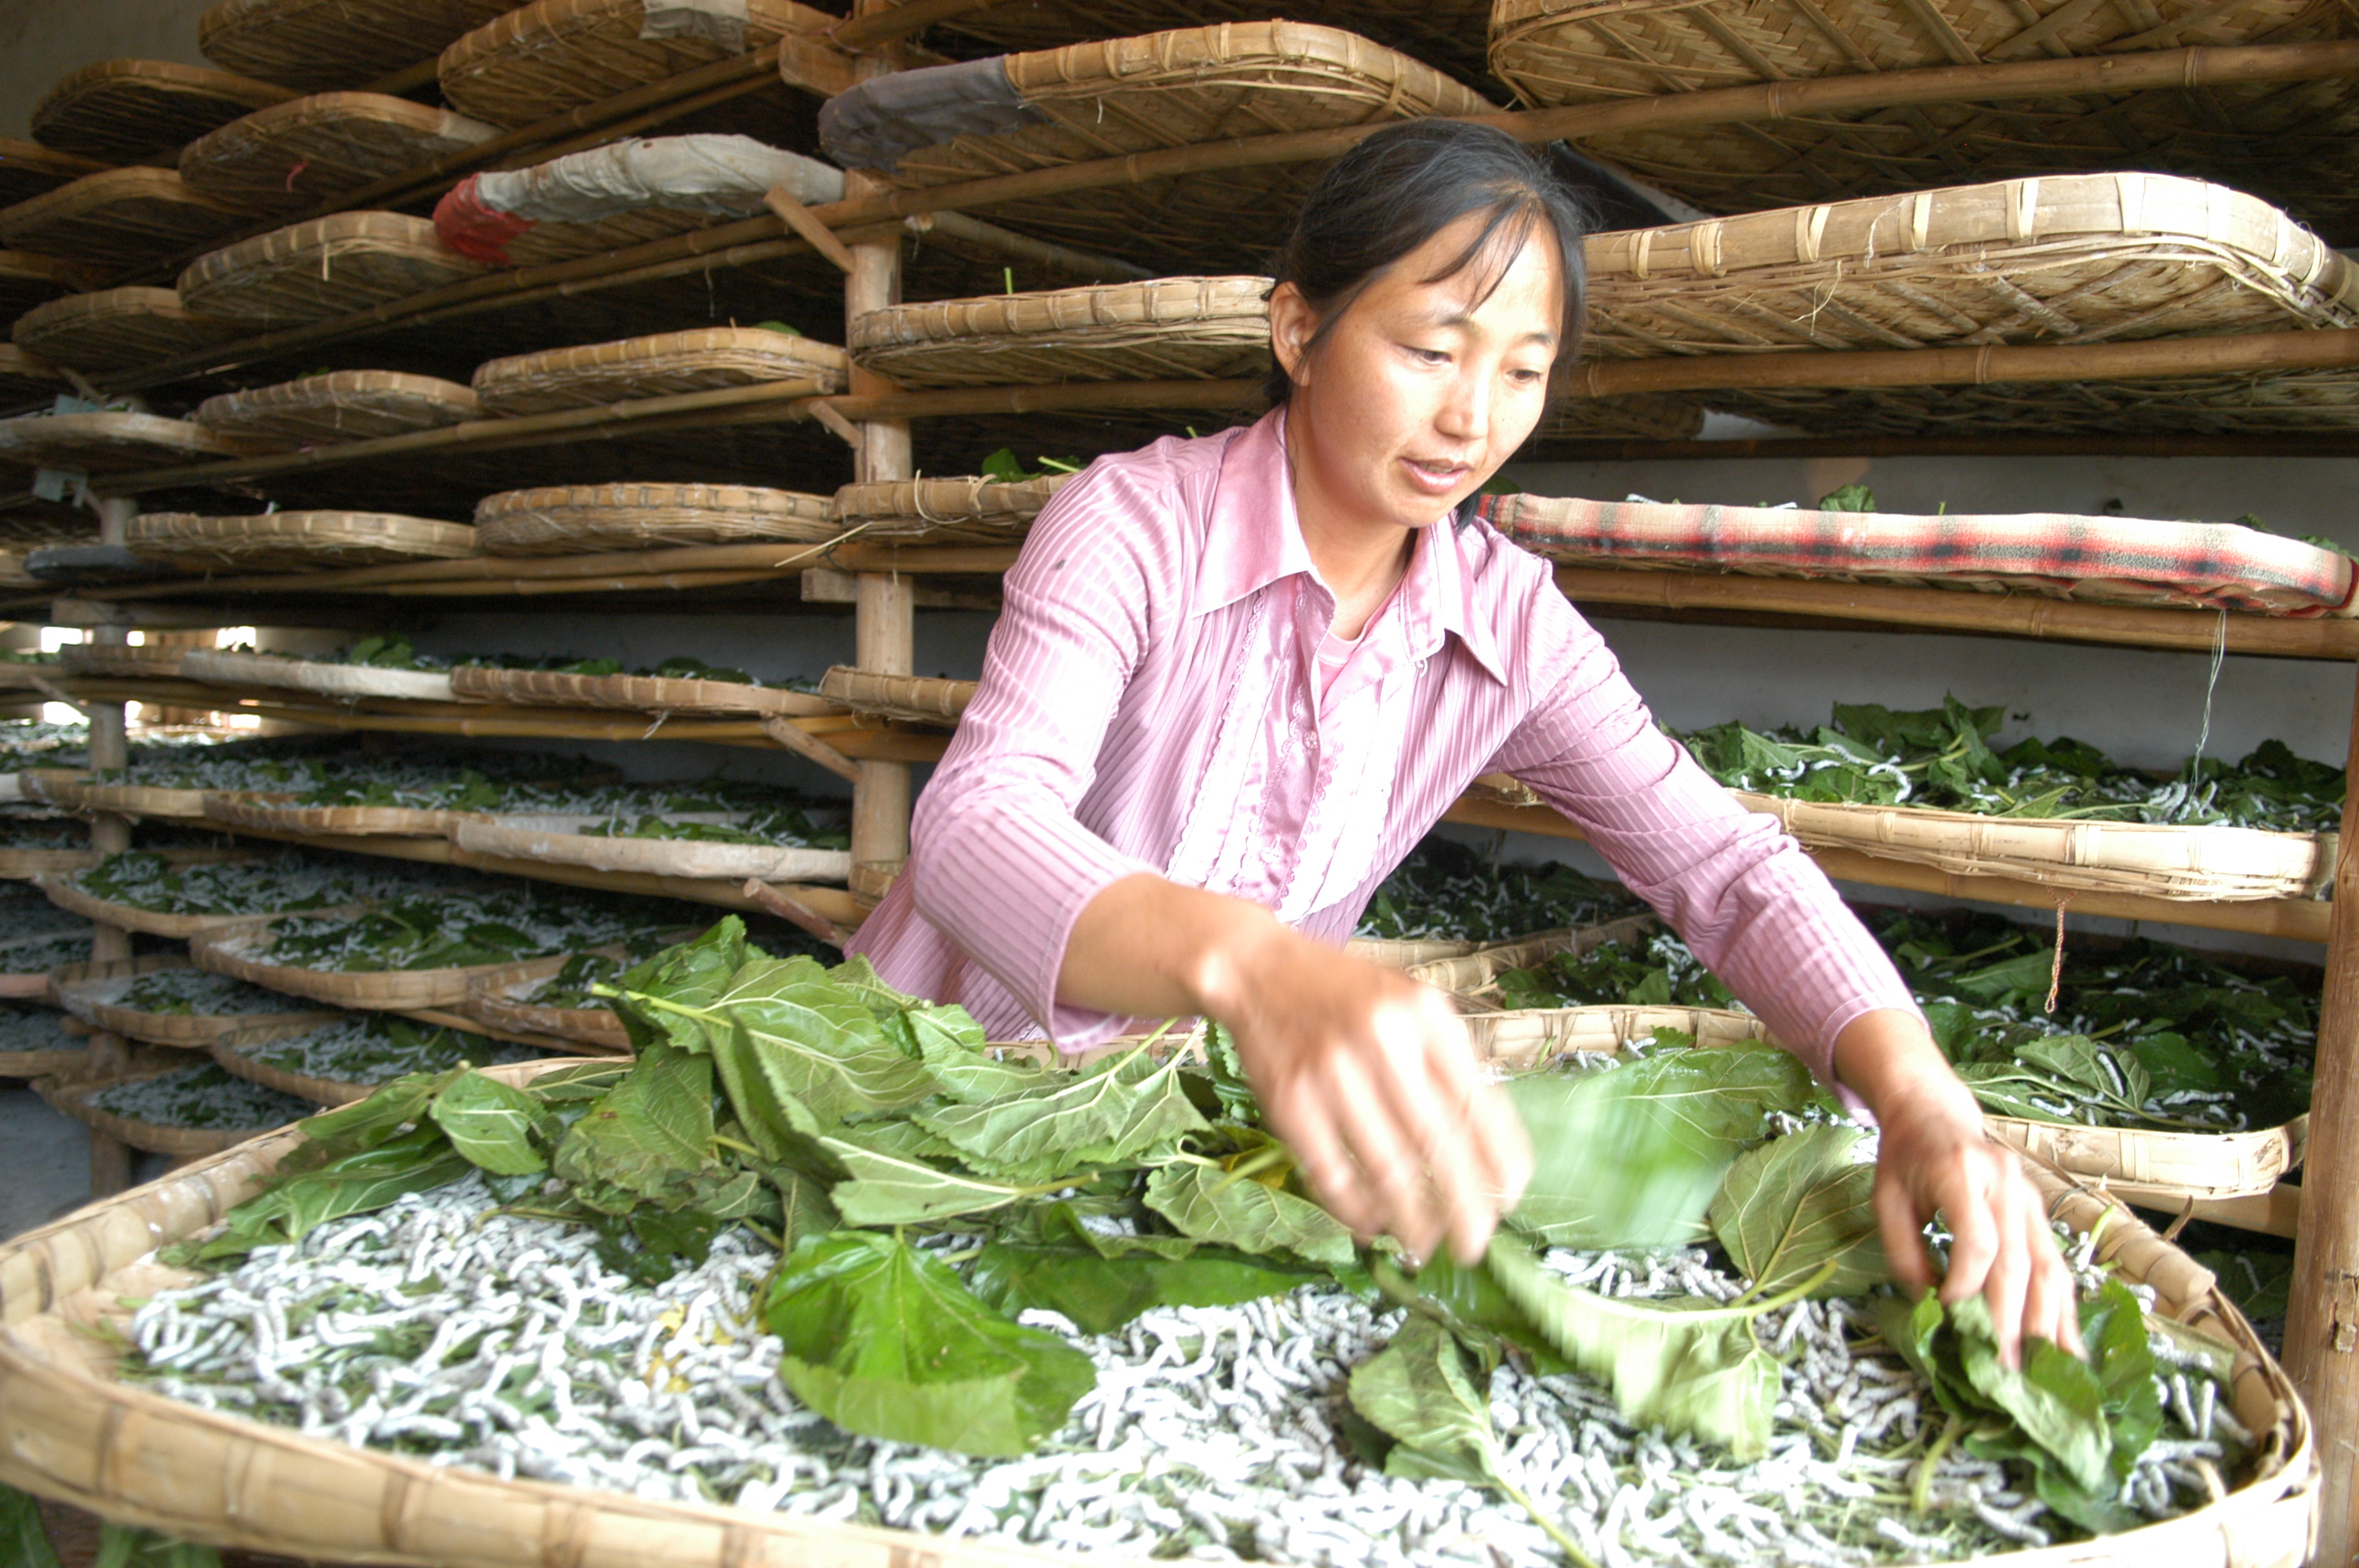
[1439,793,2335,943]
[1554,567,2359,661]
[848,171,918,888]
[92,38,2359,397]
[2284,663,2359,1567]
[82,498,134,1199]
[1521,432,2359,462]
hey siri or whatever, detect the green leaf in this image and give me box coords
[822,1137,1050,1224]
[1816,483,1876,511]
[972,1233,1314,1333]
[181,1126,473,1263]
[1953,1294,2114,1494]
[1485,1229,1779,1460]
[765,1230,1096,1457]
[94,1523,222,1568]
[428,1069,561,1175]
[1143,1160,1354,1268]
[1508,1045,1817,1249]
[917,1050,1208,1182]
[2081,1279,2164,1475]
[914,1029,1048,1105]
[551,1040,715,1201]
[1350,1315,1511,1489]
[707,1016,827,1159]
[1708,1126,1888,1298]
[0,1483,59,1568]
[274,1066,465,1174]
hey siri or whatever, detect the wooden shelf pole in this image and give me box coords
[80,497,135,1197]
[2281,658,2359,1566]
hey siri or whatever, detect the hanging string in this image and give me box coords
[2045,895,2073,1014]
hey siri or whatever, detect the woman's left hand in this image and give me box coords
[1835,1009,2085,1370]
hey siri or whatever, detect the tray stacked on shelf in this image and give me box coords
[472,482,834,554]
[209,1012,544,1105]
[462,946,643,1051]
[0,252,82,325]
[0,169,257,272]
[1571,174,2359,435]
[436,0,827,126]
[833,472,1077,544]
[31,60,295,165]
[0,139,110,211]
[124,510,478,570]
[179,647,459,702]
[471,325,849,413]
[1490,0,2359,244]
[851,276,1271,388]
[198,0,516,93]
[0,412,247,474]
[35,851,428,938]
[0,1004,100,1080]
[36,1057,315,1156]
[192,371,482,451]
[13,289,245,375]
[176,212,490,326]
[446,659,835,717]
[179,93,499,213]
[819,666,972,725]
[50,955,343,1051]
[816,23,1496,273]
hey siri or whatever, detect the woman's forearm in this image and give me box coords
[1056,871,1297,1020]
[1830,1007,1983,1126]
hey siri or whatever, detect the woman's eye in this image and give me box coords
[1409,346,1449,364]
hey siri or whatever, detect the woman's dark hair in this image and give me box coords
[1264,120,1592,406]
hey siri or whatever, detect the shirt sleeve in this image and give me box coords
[903,459,1172,1051]
[1488,589,1921,1094]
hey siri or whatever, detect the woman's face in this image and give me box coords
[1272,208,1565,535]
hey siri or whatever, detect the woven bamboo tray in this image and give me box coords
[203,794,474,839]
[0,140,110,212]
[445,664,836,717]
[205,1040,380,1107]
[1714,372,2359,439]
[834,474,1074,544]
[495,208,722,270]
[1729,792,2334,902]
[50,955,345,1051]
[473,483,834,557]
[1339,936,1478,966]
[0,169,256,270]
[438,0,820,127]
[849,278,1272,389]
[177,212,491,327]
[34,874,305,940]
[818,666,972,724]
[1577,177,2359,434]
[191,370,480,452]
[450,813,852,883]
[1403,913,1663,1000]
[0,1033,93,1080]
[0,1056,2312,1568]
[472,326,849,416]
[35,1063,306,1158]
[0,253,80,325]
[57,642,190,680]
[26,774,216,822]
[125,510,478,570]
[0,928,96,993]
[178,648,456,701]
[0,412,243,474]
[180,93,498,212]
[11,289,245,376]
[191,906,541,1011]
[1489,0,2359,243]
[821,24,1495,270]
[463,953,630,1054]
[199,0,518,93]
[1530,391,1705,444]
[31,60,296,165]
[0,848,99,880]
[1989,1114,2306,1207]
[0,347,62,406]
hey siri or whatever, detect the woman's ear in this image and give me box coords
[1267,281,1319,389]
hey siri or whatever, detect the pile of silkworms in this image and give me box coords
[122,1176,2245,1567]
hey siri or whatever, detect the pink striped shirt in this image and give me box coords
[849,408,1921,1084]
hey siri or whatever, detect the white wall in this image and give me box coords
[0,0,216,138]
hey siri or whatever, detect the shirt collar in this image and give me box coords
[1197,406,1509,685]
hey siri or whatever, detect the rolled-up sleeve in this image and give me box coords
[1490,590,1921,1091]
[904,464,1166,1049]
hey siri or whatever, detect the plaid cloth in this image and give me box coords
[1476,494,2356,617]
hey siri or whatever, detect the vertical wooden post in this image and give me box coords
[845,167,915,897]
[2285,657,2359,1567]
[82,496,135,1196]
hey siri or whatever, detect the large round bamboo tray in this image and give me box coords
[33,874,310,940]
[1340,936,1478,966]
[438,0,821,127]
[0,1029,93,1080]
[821,24,1494,272]
[450,814,852,883]
[0,928,96,995]
[10,289,245,377]
[0,169,256,271]
[1483,491,2359,617]
[34,1063,307,1158]
[191,370,480,452]
[124,510,479,570]
[0,848,100,881]
[834,474,1074,544]
[50,954,344,1051]
[473,482,834,557]
[493,208,721,269]
[176,211,491,327]
[849,278,1272,389]
[31,60,296,165]
[463,953,629,1054]
[205,1039,379,1107]
[472,326,850,416]
[1711,369,2359,439]
[1988,1114,2306,1207]
[0,140,110,213]
[0,347,63,407]
[819,666,972,724]
[1729,792,2335,903]
[178,648,456,701]
[25,775,216,821]
[180,93,498,212]
[445,664,836,717]
[863,0,1494,103]
[199,0,518,93]
[0,1056,2311,1568]
[191,907,545,1011]
[0,254,80,326]
[1580,175,2359,371]
[1530,391,1705,444]
[56,642,190,681]
[202,795,473,839]
[1489,0,2359,244]
[1403,913,1663,1000]
[0,412,242,474]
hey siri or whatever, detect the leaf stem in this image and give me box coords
[1492,1471,1602,1568]
[710,1133,760,1157]
[1910,1413,1962,1515]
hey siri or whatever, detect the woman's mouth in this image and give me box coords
[1401,457,1470,495]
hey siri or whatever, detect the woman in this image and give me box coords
[851,121,2080,1367]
